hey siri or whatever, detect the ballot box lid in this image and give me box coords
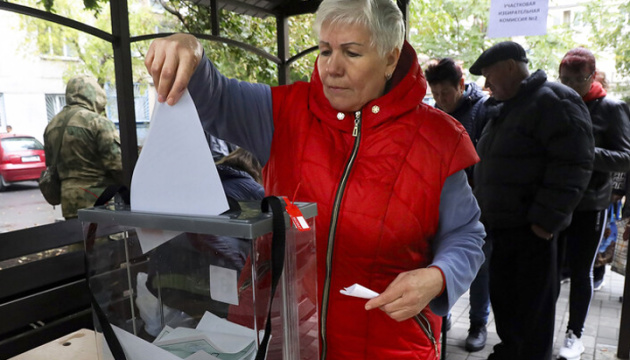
[78,201,317,239]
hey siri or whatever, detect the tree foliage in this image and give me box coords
[18,0,172,86]
[409,0,490,69]
[156,0,316,85]
[19,0,628,93]
[409,0,578,79]
[22,0,317,86]
[579,0,630,79]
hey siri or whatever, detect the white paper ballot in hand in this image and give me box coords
[340,283,380,299]
[130,89,229,217]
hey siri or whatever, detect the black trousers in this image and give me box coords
[487,226,558,360]
[557,209,606,338]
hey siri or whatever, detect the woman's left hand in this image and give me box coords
[364,267,444,322]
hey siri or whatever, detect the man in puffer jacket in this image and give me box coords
[470,41,594,360]
[556,47,630,360]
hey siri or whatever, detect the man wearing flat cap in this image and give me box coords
[470,41,594,360]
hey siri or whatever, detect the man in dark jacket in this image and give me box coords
[425,58,491,352]
[556,47,630,360]
[470,41,594,360]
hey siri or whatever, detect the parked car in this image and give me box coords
[423,95,436,107]
[0,133,47,191]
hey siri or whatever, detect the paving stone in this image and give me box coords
[443,265,625,359]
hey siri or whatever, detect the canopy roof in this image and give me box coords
[208,0,322,18]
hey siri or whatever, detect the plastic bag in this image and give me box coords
[136,272,194,336]
[612,218,628,276]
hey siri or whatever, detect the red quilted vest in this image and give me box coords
[264,42,478,359]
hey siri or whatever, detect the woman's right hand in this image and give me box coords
[145,33,203,106]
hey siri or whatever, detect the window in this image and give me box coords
[104,82,150,123]
[563,10,571,25]
[45,94,66,122]
[38,26,78,58]
[0,93,6,131]
[1,136,44,151]
[104,82,151,144]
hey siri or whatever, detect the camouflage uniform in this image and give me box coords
[43,75,123,219]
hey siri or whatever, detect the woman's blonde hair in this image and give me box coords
[313,0,405,59]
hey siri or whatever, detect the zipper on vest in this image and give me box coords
[320,110,362,360]
[414,313,439,359]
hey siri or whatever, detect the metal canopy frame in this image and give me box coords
[2,1,630,359]
[0,0,334,185]
[0,0,410,183]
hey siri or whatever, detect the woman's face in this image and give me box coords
[559,66,594,97]
[429,79,464,114]
[317,22,399,112]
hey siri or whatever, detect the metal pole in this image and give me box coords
[618,261,630,359]
[277,15,289,85]
[110,0,138,187]
[397,0,410,39]
[210,0,220,36]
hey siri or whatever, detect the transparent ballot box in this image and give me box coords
[78,201,318,360]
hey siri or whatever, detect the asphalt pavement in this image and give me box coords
[0,181,62,233]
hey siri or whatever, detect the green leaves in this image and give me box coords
[19,0,627,96]
[409,0,490,73]
[409,0,581,81]
[183,10,315,85]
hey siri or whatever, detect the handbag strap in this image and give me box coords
[49,106,83,167]
[255,196,287,360]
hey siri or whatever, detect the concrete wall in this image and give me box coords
[0,11,67,142]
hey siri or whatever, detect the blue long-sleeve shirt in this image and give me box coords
[187,55,485,316]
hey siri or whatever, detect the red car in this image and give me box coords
[0,133,47,191]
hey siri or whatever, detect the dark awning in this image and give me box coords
[191,0,322,18]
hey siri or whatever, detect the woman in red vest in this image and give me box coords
[145,0,486,358]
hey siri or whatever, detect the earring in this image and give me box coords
[385,73,392,80]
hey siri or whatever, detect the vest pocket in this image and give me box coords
[414,311,439,359]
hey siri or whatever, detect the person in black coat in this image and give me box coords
[556,47,630,360]
[470,41,594,360]
[425,58,492,352]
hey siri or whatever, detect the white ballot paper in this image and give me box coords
[110,324,183,360]
[130,90,229,253]
[340,283,380,299]
[153,311,257,359]
[186,351,222,360]
[108,311,258,360]
[135,227,183,255]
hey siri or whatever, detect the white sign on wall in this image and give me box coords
[487,0,549,38]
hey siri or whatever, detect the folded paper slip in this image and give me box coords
[340,284,379,299]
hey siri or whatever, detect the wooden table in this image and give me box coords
[9,329,97,360]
